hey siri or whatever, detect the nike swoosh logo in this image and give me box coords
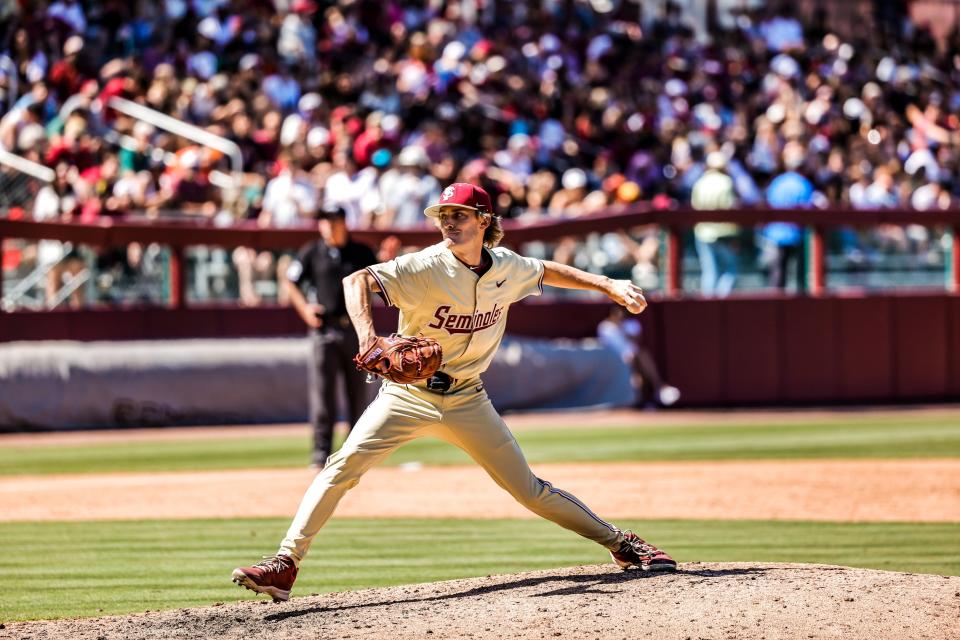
[496,279,506,287]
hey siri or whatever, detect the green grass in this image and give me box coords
[1,517,957,621]
[2,415,960,475]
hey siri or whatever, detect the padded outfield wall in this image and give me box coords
[1,294,958,418]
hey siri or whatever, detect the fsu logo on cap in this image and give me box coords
[425,182,492,218]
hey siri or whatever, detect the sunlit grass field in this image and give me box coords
[3,518,958,621]
[1,411,957,622]
[2,414,958,475]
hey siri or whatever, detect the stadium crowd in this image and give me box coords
[0,0,956,303]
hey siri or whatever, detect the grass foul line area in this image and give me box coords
[2,518,958,621]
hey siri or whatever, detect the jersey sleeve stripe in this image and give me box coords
[365,267,393,307]
[537,265,544,295]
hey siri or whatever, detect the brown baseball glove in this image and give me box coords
[353,334,443,384]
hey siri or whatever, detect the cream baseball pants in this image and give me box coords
[278,378,623,562]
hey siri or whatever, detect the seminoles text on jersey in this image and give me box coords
[428,304,504,334]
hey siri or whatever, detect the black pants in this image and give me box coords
[767,244,805,292]
[308,327,370,466]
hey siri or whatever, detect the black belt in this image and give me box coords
[424,371,456,393]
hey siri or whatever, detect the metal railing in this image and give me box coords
[106,97,244,206]
[0,148,54,212]
[1,207,959,311]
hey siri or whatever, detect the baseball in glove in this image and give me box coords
[353,334,443,384]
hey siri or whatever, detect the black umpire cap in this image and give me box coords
[315,206,347,220]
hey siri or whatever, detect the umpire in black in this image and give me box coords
[285,206,378,468]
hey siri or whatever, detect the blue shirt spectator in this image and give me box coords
[763,171,814,247]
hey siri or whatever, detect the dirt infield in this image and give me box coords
[3,563,957,640]
[1,408,957,637]
[3,459,959,523]
[3,406,959,524]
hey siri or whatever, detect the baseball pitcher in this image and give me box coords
[232,182,676,602]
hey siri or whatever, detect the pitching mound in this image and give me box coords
[3,563,957,640]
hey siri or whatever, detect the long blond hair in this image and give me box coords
[482,213,504,248]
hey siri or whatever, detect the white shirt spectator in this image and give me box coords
[691,167,738,243]
[261,171,318,228]
[903,147,940,182]
[47,1,86,34]
[848,180,868,209]
[278,14,317,65]
[186,51,217,80]
[378,167,440,228]
[113,172,144,202]
[33,186,62,222]
[911,183,947,210]
[759,15,804,52]
[691,168,736,211]
[861,180,899,208]
[197,15,239,48]
[192,0,226,18]
[165,0,188,20]
[33,186,72,266]
[324,166,380,229]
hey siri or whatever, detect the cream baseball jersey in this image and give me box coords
[366,242,543,379]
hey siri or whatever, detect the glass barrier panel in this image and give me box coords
[824,225,949,292]
[2,239,97,310]
[186,245,300,306]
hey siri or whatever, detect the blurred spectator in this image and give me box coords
[761,144,815,291]
[758,6,804,52]
[549,169,590,216]
[239,151,318,306]
[377,145,440,228]
[691,151,739,297]
[32,161,84,307]
[323,146,379,228]
[912,178,953,212]
[259,152,318,229]
[47,0,86,35]
[278,1,318,69]
[0,0,954,303]
[597,306,680,409]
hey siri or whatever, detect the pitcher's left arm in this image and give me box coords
[541,260,647,314]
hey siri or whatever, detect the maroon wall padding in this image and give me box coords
[142,308,235,339]
[1,312,71,342]
[780,298,839,402]
[950,297,960,398]
[722,300,781,403]
[500,301,613,339]
[836,297,895,401]
[892,295,949,399]
[639,302,664,369]
[0,306,305,341]
[68,309,147,341]
[660,300,724,404]
[3,295,959,405]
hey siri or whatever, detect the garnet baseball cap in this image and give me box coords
[424,183,493,218]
